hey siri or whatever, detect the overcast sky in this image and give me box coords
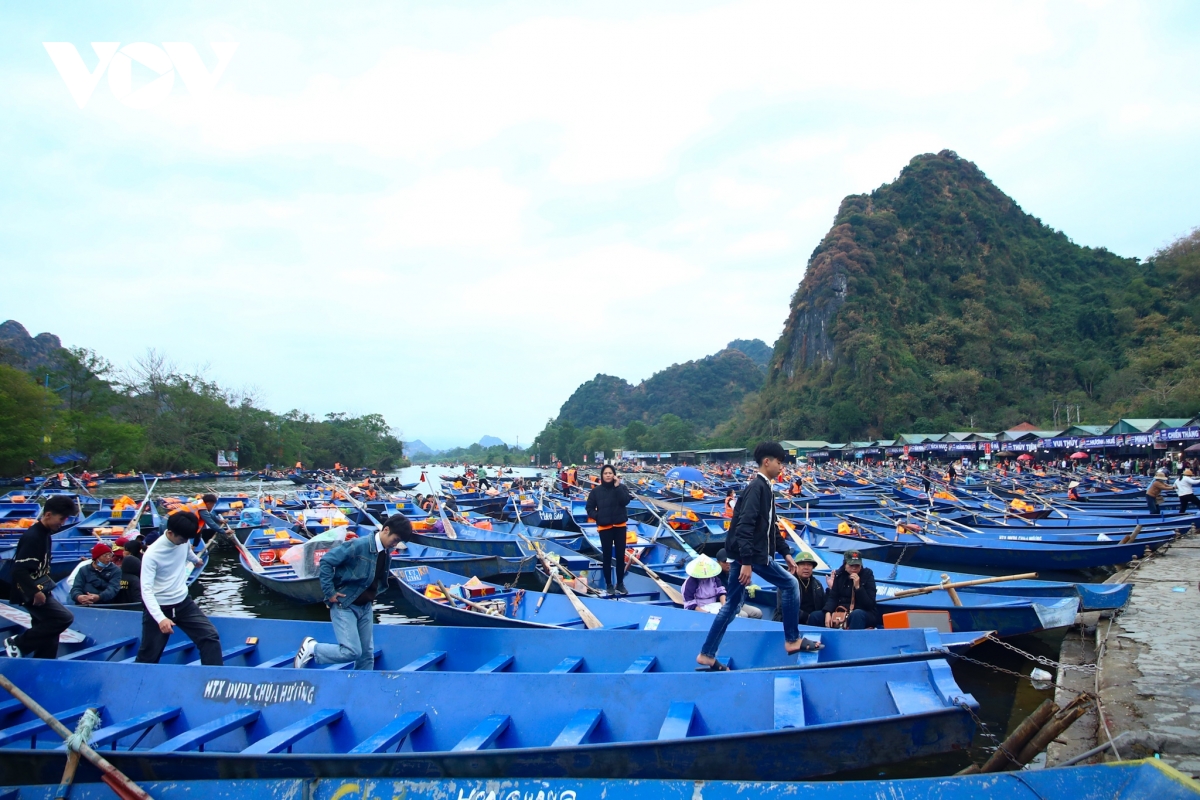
[1,1,1197,449]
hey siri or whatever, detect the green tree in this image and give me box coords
[0,364,63,474]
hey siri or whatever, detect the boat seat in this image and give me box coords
[255,653,298,668]
[151,709,261,752]
[60,637,139,662]
[549,656,583,674]
[451,714,510,752]
[773,675,806,729]
[551,709,603,747]
[658,702,698,740]
[119,640,193,664]
[887,681,944,715]
[241,709,344,754]
[556,619,588,628]
[187,642,257,666]
[324,649,382,670]
[625,655,657,674]
[0,700,24,721]
[70,707,181,750]
[399,651,447,672]
[0,704,104,747]
[474,654,514,673]
[349,711,427,754]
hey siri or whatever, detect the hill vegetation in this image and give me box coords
[0,327,406,476]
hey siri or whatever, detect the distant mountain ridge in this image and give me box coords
[0,320,64,371]
[478,435,505,447]
[403,440,434,456]
[553,341,768,433]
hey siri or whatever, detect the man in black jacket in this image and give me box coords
[794,550,825,625]
[811,550,878,629]
[698,442,804,668]
[585,464,633,595]
[5,495,78,658]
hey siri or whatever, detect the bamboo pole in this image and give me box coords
[1013,699,1092,766]
[976,698,1057,773]
[940,574,964,607]
[891,572,1039,598]
[0,675,151,800]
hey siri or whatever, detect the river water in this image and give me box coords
[85,464,1057,777]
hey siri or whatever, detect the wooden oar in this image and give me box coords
[633,492,699,558]
[525,541,603,629]
[891,572,1039,598]
[626,551,685,605]
[122,477,159,537]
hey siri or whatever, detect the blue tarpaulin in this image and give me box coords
[47,450,85,464]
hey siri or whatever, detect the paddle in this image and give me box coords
[890,571,1039,599]
[522,538,603,629]
[633,492,699,558]
[122,478,159,537]
[626,551,685,605]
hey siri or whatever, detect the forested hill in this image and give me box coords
[734,150,1200,442]
[556,341,768,432]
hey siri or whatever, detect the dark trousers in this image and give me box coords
[598,525,627,589]
[136,596,223,665]
[1180,495,1198,515]
[12,596,73,658]
[807,608,877,630]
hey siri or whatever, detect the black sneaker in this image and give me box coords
[615,583,629,596]
[3,636,20,658]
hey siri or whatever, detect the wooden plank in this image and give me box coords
[0,704,103,746]
[773,675,806,729]
[624,655,657,674]
[73,707,181,750]
[549,657,583,674]
[348,711,427,754]
[551,709,602,747]
[474,654,514,673]
[60,637,139,662]
[398,651,447,672]
[451,714,511,752]
[887,680,944,715]
[241,709,344,754]
[150,709,260,752]
[657,702,696,740]
[187,642,256,666]
[119,640,194,664]
[324,649,382,670]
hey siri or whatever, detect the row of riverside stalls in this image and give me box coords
[3,468,1197,797]
[784,417,1200,465]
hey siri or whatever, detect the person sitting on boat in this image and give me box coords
[70,542,122,606]
[793,550,825,626]
[136,511,223,665]
[1067,481,1086,502]
[197,493,230,543]
[682,550,763,619]
[723,489,735,519]
[788,478,803,496]
[585,464,633,596]
[1174,469,1200,515]
[4,495,79,659]
[294,514,411,671]
[698,442,805,670]
[115,536,143,604]
[812,550,877,629]
[1146,470,1172,515]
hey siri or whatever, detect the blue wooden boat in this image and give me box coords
[4,604,985,672]
[236,525,326,603]
[4,760,1199,799]
[0,656,977,782]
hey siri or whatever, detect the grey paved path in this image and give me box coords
[1098,535,1200,777]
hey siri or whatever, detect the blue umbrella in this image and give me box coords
[666,466,705,482]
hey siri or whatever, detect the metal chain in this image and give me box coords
[955,699,1021,764]
[939,646,1096,699]
[983,632,1098,673]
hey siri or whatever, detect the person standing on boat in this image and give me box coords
[585,464,632,596]
[136,511,223,665]
[294,514,411,670]
[4,495,78,659]
[1174,469,1200,515]
[698,442,805,669]
[1146,470,1172,515]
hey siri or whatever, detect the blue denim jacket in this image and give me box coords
[318,534,384,609]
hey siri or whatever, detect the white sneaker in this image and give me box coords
[3,636,20,658]
[293,637,317,669]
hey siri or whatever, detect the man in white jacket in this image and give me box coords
[135,511,223,665]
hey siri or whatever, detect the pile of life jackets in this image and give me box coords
[0,518,35,530]
[837,521,860,536]
[112,496,140,513]
[1009,499,1035,513]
